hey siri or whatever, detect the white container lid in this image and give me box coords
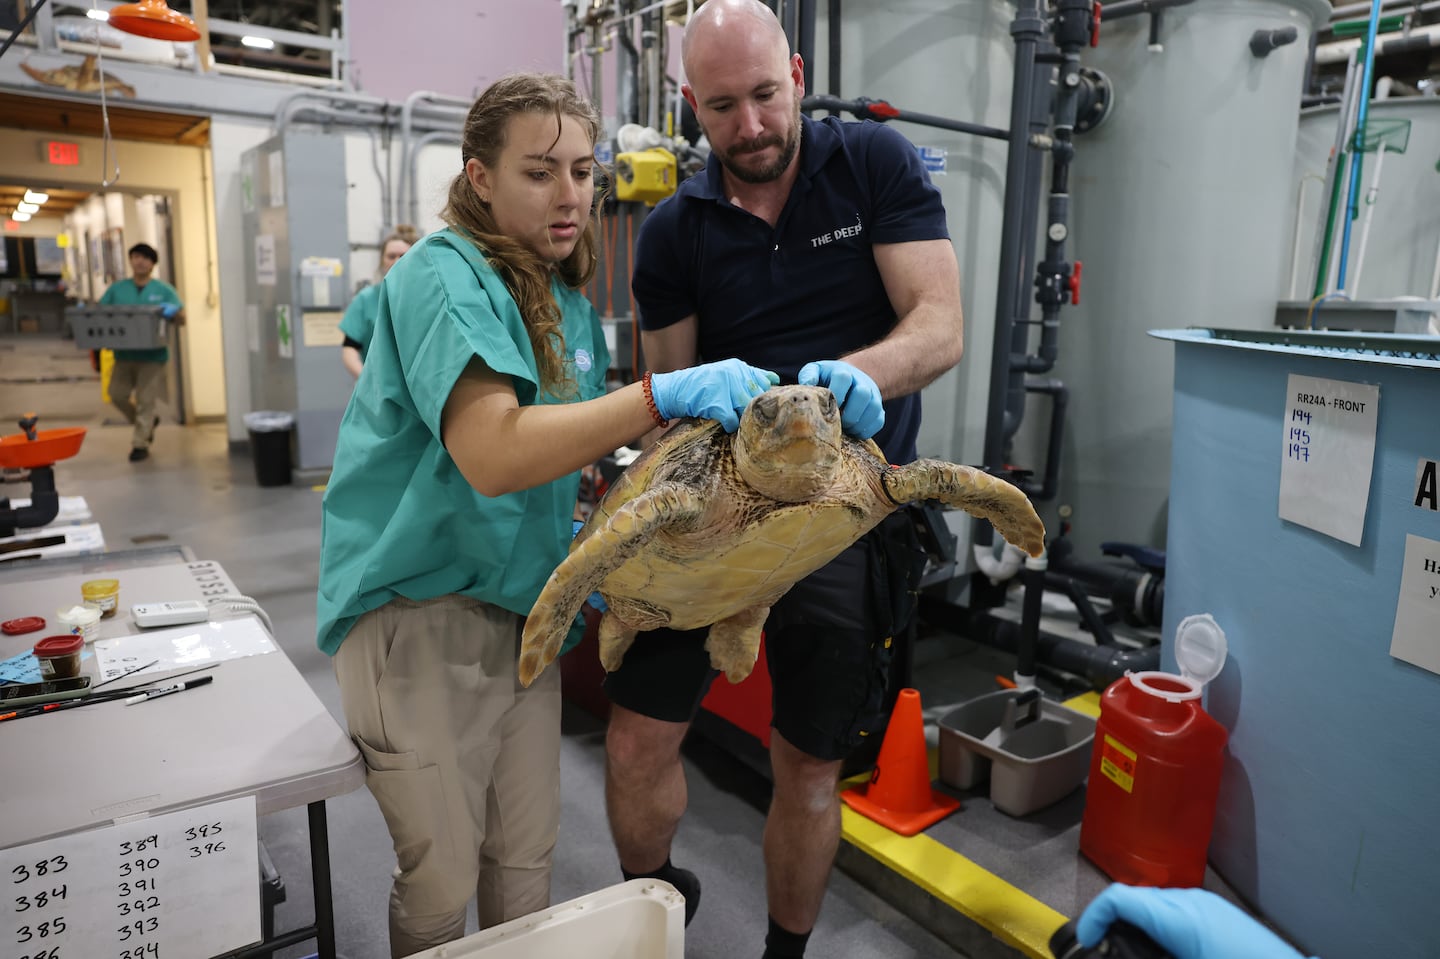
[1126,614,1228,704]
[1174,613,1228,687]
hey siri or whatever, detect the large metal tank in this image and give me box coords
[812,0,1015,467]
[1288,98,1440,302]
[1022,0,1330,558]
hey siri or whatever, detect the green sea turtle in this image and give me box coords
[518,385,1045,687]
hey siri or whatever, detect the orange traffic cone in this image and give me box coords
[841,687,960,836]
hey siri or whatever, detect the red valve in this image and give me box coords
[1068,260,1083,305]
[867,100,900,119]
[1092,1,1102,46]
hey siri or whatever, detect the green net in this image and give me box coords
[1351,117,1411,154]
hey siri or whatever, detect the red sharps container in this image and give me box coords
[1080,614,1229,887]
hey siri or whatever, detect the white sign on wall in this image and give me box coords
[1390,534,1440,675]
[255,234,277,287]
[0,796,261,959]
[1277,373,1380,546]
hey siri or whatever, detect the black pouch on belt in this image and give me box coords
[866,505,929,640]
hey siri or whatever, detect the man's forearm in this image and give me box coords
[843,302,964,399]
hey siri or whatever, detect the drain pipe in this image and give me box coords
[1,467,59,534]
[979,0,1047,525]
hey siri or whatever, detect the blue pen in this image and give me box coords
[124,674,214,706]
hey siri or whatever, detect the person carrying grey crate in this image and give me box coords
[98,242,184,462]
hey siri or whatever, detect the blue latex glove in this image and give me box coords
[1077,885,1310,959]
[797,359,884,439]
[160,303,181,319]
[649,359,780,433]
[571,520,608,613]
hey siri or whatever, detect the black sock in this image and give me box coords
[621,857,702,926]
[761,915,812,958]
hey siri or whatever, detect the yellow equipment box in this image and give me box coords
[615,148,678,205]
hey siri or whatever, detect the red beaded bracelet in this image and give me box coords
[641,372,670,428]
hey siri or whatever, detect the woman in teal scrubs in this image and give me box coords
[339,223,420,378]
[317,73,775,959]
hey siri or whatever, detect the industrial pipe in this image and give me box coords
[1098,0,1197,20]
[1251,26,1299,57]
[919,594,1161,690]
[800,94,1009,140]
[1312,22,1440,65]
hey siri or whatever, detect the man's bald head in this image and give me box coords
[682,0,791,81]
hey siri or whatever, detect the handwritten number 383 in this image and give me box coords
[12,857,68,883]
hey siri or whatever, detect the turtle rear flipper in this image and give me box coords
[885,461,1046,558]
[705,604,770,683]
[520,483,705,686]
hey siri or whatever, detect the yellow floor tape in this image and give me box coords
[838,691,1103,958]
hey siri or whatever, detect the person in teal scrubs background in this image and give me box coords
[339,223,420,378]
[317,73,776,959]
[98,242,184,462]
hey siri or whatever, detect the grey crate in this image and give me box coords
[68,305,168,350]
[937,689,1096,817]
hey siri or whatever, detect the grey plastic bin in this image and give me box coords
[244,411,295,487]
[68,304,169,350]
[937,689,1096,817]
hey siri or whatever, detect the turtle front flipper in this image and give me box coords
[884,461,1046,558]
[519,482,706,686]
[705,604,770,684]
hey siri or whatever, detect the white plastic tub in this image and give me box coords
[402,880,684,959]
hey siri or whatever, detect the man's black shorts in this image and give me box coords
[602,509,926,761]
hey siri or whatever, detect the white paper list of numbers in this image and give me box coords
[3,795,261,959]
[1278,373,1380,546]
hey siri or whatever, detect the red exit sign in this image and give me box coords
[43,140,81,165]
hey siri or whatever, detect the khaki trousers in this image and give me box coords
[107,360,167,450]
[333,595,562,959]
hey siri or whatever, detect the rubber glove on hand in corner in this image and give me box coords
[1077,884,1313,959]
[798,359,884,439]
[649,358,780,433]
[160,303,181,319]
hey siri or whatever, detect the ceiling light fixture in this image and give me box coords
[240,35,275,50]
[23,191,49,204]
[11,211,32,222]
[17,202,39,214]
[107,0,201,42]
[86,7,110,20]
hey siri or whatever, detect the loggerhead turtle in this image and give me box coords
[518,385,1045,687]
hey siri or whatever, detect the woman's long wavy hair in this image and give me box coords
[443,73,602,399]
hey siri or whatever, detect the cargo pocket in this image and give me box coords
[355,738,458,885]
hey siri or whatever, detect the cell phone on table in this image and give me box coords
[0,676,93,709]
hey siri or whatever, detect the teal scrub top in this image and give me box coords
[316,228,610,656]
[338,282,382,357]
[98,277,182,363]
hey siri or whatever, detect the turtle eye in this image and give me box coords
[751,393,778,423]
[820,390,838,417]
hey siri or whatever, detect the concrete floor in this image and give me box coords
[2,334,967,959]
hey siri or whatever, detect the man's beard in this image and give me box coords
[713,108,801,185]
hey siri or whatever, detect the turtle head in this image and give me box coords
[733,385,844,502]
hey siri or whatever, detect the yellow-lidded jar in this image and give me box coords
[81,578,121,619]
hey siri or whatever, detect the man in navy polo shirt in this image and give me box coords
[602,1,965,956]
